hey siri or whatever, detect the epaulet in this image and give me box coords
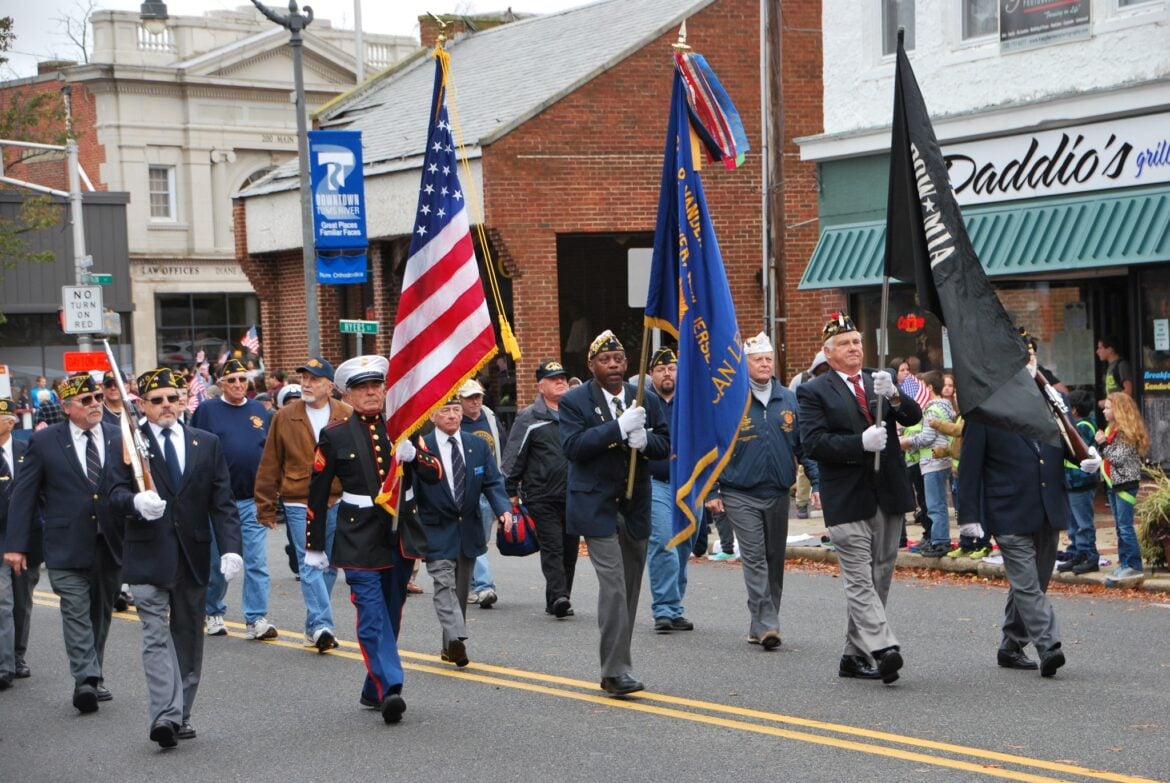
[324,418,348,431]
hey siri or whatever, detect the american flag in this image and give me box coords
[376,48,497,515]
[900,374,933,410]
[187,373,207,414]
[241,325,261,355]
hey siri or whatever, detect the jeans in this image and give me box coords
[1107,488,1143,572]
[647,480,688,619]
[205,498,272,622]
[923,468,951,547]
[1066,488,1099,561]
[284,503,339,636]
[471,497,496,594]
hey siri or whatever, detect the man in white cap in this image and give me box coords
[457,378,508,608]
[705,332,819,651]
[797,313,921,685]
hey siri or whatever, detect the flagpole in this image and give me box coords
[625,325,652,499]
[874,273,891,472]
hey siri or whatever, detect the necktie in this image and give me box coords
[448,436,466,507]
[84,430,102,486]
[0,449,11,497]
[847,375,874,424]
[162,427,183,489]
[612,395,624,419]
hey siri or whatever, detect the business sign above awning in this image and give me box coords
[944,112,1170,206]
[1000,0,1090,53]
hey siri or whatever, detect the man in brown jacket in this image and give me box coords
[254,358,351,651]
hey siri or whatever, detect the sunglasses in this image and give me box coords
[74,393,104,406]
[220,376,249,384]
[146,394,181,405]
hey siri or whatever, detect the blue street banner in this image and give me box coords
[309,130,368,284]
[645,66,749,548]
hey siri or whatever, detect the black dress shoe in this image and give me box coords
[447,639,469,667]
[654,617,673,634]
[14,660,30,679]
[359,694,380,708]
[381,693,406,724]
[95,683,113,701]
[552,596,572,618]
[0,674,13,691]
[600,674,644,696]
[150,719,178,748]
[1040,647,1066,678]
[997,649,1038,670]
[177,720,196,740]
[73,683,99,713]
[873,646,903,684]
[670,617,695,631]
[838,655,881,680]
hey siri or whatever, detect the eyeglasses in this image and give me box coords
[146,394,181,405]
[220,376,248,385]
[73,393,104,406]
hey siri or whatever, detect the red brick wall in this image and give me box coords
[0,76,106,192]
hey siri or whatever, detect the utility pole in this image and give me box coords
[63,85,93,353]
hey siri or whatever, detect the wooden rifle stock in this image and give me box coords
[1033,372,1091,464]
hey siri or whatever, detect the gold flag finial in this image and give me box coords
[672,20,691,50]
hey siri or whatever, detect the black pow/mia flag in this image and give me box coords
[882,34,1058,447]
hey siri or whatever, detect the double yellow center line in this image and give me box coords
[32,592,1162,783]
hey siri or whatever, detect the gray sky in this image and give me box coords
[3,0,592,78]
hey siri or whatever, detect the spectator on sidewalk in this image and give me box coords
[1096,336,1133,399]
[458,379,508,609]
[899,372,954,557]
[1058,390,1101,575]
[33,389,65,430]
[1095,392,1149,580]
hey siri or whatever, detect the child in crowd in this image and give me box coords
[1058,390,1101,574]
[1095,392,1149,579]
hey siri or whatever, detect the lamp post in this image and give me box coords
[251,0,321,357]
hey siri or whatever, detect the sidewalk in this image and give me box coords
[770,503,1170,595]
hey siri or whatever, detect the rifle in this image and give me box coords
[101,339,154,493]
[1033,371,1091,464]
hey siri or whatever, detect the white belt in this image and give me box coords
[340,492,373,508]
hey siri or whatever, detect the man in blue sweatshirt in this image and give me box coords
[191,358,275,640]
[705,332,819,650]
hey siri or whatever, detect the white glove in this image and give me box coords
[1080,446,1101,475]
[1026,356,1038,379]
[617,404,646,436]
[396,438,417,463]
[861,424,888,453]
[627,427,648,451]
[872,370,897,399]
[219,553,243,582]
[133,490,167,521]
[303,550,329,571]
[959,523,985,539]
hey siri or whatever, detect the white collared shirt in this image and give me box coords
[1,437,13,481]
[148,420,186,474]
[603,388,626,420]
[69,421,105,476]
[438,429,464,497]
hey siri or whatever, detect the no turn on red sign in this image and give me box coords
[61,285,104,334]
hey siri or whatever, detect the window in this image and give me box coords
[962,0,998,39]
[148,165,176,220]
[155,293,260,367]
[882,0,915,55]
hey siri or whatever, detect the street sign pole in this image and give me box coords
[356,332,362,355]
[339,319,378,355]
[63,86,92,353]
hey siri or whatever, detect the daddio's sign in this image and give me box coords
[943,112,1170,206]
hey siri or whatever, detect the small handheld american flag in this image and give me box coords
[241,325,261,355]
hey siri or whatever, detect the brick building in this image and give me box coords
[236,0,832,408]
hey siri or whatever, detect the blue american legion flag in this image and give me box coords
[241,325,260,354]
[645,64,749,548]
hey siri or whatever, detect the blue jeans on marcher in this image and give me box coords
[1107,487,1143,572]
[1067,488,1099,561]
[471,497,496,594]
[923,468,951,547]
[647,479,688,619]
[284,503,339,636]
[205,498,272,623]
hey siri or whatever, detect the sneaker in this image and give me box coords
[1057,553,1084,573]
[205,615,227,636]
[245,617,278,641]
[946,547,972,560]
[311,628,338,652]
[1071,557,1100,575]
[709,552,738,561]
[477,589,498,609]
[967,547,992,559]
[1111,566,1144,580]
[796,504,810,519]
[919,544,948,558]
[467,591,480,605]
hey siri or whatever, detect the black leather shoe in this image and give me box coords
[73,683,99,713]
[150,719,178,748]
[1056,554,1081,573]
[177,720,196,740]
[552,596,572,618]
[14,660,30,679]
[600,674,644,696]
[359,694,380,708]
[447,639,469,667]
[873,646,903,684]
[654,617,673,634]
[997,649,1038,670]
[95,683,113,702]
[1071,557,1100,575]
[838,655,881,680]
[381,693,406,724]
[671,617,695,631]
[0,674,13,691]
[1040,648,1066,678]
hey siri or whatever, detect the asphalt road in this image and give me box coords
[2,528,1168,783]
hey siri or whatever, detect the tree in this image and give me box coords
[0,16,69,323]
[55,0,97,65]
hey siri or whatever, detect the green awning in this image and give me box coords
[800,184,1170,290]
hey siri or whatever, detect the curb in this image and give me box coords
[785,546,1170,595]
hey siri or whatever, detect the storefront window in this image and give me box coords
[155,293,259,367]
[1139,268,1170,467]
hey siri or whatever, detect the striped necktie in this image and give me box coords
[448,436,466,507]
[847,374,874,424]
[84,430,102,487]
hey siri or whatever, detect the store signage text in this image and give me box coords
[943,113,1170,206]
